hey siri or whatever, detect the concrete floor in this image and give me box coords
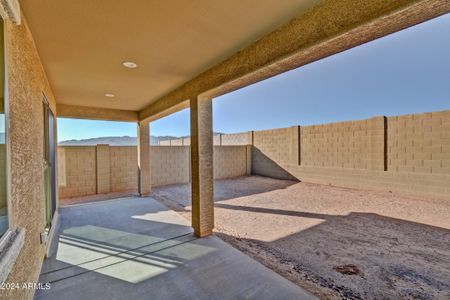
[35,197,316,300]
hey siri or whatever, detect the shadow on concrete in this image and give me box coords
[215,208,450,300]
[36,197,314,300]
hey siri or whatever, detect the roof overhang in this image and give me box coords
[20,0,450,123]
[139,0,450,122]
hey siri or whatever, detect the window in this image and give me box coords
[0,18,8,236]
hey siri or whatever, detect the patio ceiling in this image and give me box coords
[21,0,320,112]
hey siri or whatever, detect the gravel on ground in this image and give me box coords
[152,175,450,300]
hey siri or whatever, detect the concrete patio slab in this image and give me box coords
[35,197,316,300]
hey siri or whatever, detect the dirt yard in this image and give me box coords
[151,176,450,300]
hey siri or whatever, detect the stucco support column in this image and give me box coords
[190,95,214,237]
[137,121,151,196]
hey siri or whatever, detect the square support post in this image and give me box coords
[137,121,151,196]
[190,95,214,237]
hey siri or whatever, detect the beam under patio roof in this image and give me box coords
[57,104,138,122]
[139,0,450,122]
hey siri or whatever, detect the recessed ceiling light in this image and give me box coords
[105,93,115,98]
[122,61,137,69]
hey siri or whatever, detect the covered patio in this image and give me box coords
[34,197,315,300]
[1,1,449,299]
[20,0,450,239]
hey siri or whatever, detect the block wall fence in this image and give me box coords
[252,110,450,200]
[58,110,449,201]
[58,145,251,199]
[158,132,249,146]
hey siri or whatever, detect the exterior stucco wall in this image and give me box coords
[2,17,58,300]
[0,145,6,212]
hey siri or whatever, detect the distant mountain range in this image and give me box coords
[58,133,222,146]
[58,135,175,146]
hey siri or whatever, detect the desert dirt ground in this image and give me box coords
[151,175,450,300]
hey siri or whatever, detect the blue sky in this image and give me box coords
[58,13,450,141]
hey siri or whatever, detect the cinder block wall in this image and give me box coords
[252,128,297,180]
[251,111,450,200]
[58,146,97,198]
[58,110,449,201]
[58,145,250,199]
[110,146,138,193]
[387,111,449,174]
[220,132,248,145]
[301,117,385,170]
[214,146,249,179]
[159,132,249,146]
[151,146,190,186]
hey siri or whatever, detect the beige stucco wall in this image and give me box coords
[252,111,450,200]
[0,145,6,212]
[3,17,58,300]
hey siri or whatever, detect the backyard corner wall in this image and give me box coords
[252,127,298,180]
[3,17,58,300]
[58,147,97,198]
[57,110,450,202]
[213,146,249,179]
[151,146,190,186]
[58,146,138,199]
[58,145,250,200]
[251,111,450,200]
